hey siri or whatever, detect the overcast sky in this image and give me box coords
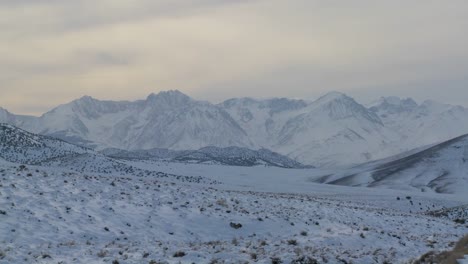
[1,0,467,115]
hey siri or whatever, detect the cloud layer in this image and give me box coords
[1,0,467,114]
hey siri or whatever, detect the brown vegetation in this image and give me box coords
[414,235,468,264]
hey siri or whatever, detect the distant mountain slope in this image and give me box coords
[100,147,183,160]
[270,92,398,167]
[369,96,468,152]
[101,146,310,168]
[172,146,310,168]
[17,91,253,150]
[315,134,468,194]
[220,92,400,166]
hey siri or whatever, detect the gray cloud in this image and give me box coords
[0,0,467,115]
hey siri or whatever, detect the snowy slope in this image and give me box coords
[0,124,216,184]
[0,123,89,164]
[315,134,468,194]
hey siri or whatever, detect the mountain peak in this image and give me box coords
[308,91,383,124]
[80,95,94,100]
[68,95,101,110]
[313,91,362,107]
[0,107,9,114]
[147,89,188,98]
[369,96,418,114]
[314,91,352,104]
[313,92,364,107]
[421,99,443,107]
[222,97,259,107]
[380,96,417,107]
[146,90,192,106]
[75,95,98,103]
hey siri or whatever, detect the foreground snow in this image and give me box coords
[0,161,466,263]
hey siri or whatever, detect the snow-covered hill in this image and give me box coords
[173,146,311,168]
[2,91,468,167]
[100,147,182,160]
[315,134,468,194]
[0,123,89,164]
[0,123,216,184]
[101,146,309,168]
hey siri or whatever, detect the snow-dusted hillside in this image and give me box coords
[102,146,310,168]
[2,91,468,167]
[0,123,89,164]
[315,134,468,194]
[174,146,311,168]
[100,147,183,160]
[0,124,216,184]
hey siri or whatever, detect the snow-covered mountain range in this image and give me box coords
[2,90,468,167]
